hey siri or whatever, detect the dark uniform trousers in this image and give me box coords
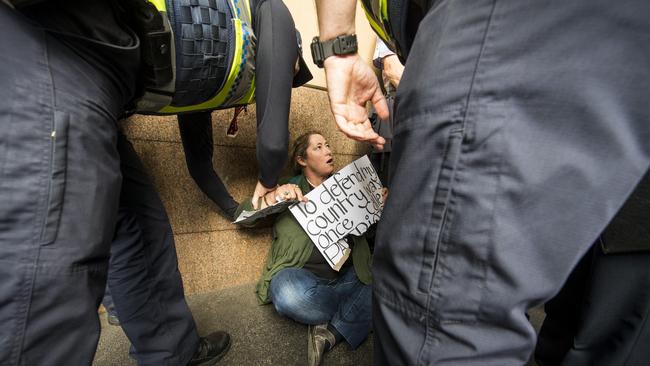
[535,171,650,366]
[0,4,199,365]
[0,5,123,365]
[372,0,650,365]
[109,135,200,366]
[535,243,650,366]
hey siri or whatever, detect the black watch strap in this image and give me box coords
[310,34,358,68]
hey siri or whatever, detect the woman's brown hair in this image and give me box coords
[291,131,323,175]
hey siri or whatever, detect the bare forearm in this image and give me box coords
[315,0,356,40]
[314,0,389,150]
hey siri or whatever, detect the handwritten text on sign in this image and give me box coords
[289,156,383,270]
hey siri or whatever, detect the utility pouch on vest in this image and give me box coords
[143,30,173,86]
[600,170,650,253]
[132,0,256,115]
[120,0,173,88]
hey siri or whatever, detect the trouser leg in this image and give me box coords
[269,267,372,348]
[535,243,650,366]
[329,268,372,349]
[372,0,650,364]
[538,168,650,366]
[178,111,238,219]
[534,248,592,366]
[102,284,119,318]
[559,246,650,366]
[0,5,125,365]
[107,134,199,366]
[269,268,339,324]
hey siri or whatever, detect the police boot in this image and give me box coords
[187,331,231,366]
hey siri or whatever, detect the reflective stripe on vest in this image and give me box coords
[148,0,166,11]
[360,0,400,58]
[139,0,256,115]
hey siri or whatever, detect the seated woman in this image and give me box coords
[235,132,373,366]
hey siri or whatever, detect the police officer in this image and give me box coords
[130,0,312,211]
[0,0,144,364]
[535,171,650,366]
[105,0,313,364]
[0,0,311,365]
[311,0,650,364]
[368,39,403,187]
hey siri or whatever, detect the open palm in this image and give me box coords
[324,54,389,150]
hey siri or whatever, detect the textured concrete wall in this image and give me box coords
[122,87,368,295]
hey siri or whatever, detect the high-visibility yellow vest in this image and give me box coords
[359,0,401,59]
[136,0,256,115]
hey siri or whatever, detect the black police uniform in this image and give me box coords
[366,1,650,364]
[0,0,310,364]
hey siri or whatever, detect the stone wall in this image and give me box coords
[122,87,368,295]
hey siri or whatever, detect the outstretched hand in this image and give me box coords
[323,54,389,150]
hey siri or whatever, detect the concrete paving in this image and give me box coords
[93,282,373,366]
[93,282,545,366]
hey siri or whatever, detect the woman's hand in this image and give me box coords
[381,187,389,203]
[256,183,307,210]
[271,183,306,204]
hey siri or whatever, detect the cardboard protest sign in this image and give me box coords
[289,156,384,270]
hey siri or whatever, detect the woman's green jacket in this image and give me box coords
[235,174,372,304]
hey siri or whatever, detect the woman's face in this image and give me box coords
[302,134,334,178]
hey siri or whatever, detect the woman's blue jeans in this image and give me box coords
[269,267,372,349]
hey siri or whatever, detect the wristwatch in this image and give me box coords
[310,34,358,68]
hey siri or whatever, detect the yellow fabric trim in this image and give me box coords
[380,0,388,22]
[159,18,245,114]
[361,2,391,44]
[149,0,166,11]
